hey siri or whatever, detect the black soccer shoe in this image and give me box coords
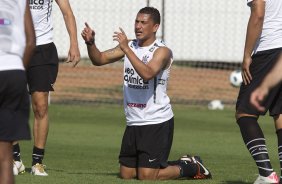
[190,156,212,179]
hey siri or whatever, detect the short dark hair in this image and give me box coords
[138,7,160,24]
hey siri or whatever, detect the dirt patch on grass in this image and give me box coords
[52,61,239,107]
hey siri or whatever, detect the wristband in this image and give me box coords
[85,38,95,45]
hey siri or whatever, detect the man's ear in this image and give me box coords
[153,24,160,33]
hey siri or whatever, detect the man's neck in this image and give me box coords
[138,37,156,47]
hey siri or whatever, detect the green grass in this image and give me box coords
[15,104,279,184]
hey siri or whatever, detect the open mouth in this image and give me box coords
[135,31,142,36]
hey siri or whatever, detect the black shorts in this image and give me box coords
[119,117,174,169]
[0,70,31,141]
[26,42,59,93]
[236,48,282,116]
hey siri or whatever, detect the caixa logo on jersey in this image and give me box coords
[124,67,148,87]
[30,0,47,9]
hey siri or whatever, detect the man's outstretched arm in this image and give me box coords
[81,23,124,66]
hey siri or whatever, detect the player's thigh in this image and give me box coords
[0,141,12,161]
[0,70,31,141]
[236,48,282,116]
[137,118,174,169]
[27,65,58,93]
[28,43,59,66]
[274,114,282,129]
[119,126,138,168]
[269,84,282,117]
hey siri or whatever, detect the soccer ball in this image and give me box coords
[208,100,224,110]
[229,70,243,87]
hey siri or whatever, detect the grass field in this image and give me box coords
[15,104,279,184]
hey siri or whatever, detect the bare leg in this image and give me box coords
[119,165,137,179]
[138,166,180,180]
[120,164,180,180]
[0,141,14,184]
[31,92,49,149]
[274,114,282,130]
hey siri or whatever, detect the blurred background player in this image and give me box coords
[12,0,80,176]
[0,0,35,183]
[82,7,211,180]
[235,0,282,183]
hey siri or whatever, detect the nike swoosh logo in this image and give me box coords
[149,158,157,162]
[197,161,210,175]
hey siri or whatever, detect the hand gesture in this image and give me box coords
[81,22,95,43]
[113,27,129,52]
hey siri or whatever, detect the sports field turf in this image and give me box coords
[15,104,279,184]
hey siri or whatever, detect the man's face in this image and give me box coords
[134,13,159,41]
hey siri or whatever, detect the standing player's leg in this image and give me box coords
[275,114,282,183]
[31,91,49,175]
[27,43,59,176]
[235,49,282,183]
[0,141,14,184]
[32,92,49,149]
[12,142,25,175]
[3,70,31,178]
[236,115,275,178]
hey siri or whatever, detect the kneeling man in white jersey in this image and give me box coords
[82,7,211,180]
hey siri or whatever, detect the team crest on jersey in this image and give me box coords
[142,55,149,64]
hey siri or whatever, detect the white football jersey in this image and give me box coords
[0,0,26,71]
[30,0,54,45]
[247,0,282,53]
[123,39,174,126]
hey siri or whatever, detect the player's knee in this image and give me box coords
[119,172,135,180]
[33,103,48,119]
[235,111,257,122]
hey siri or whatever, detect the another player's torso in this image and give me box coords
[123,39,174,126]
[248,0,282,53]
[30,0,54,46]
[0,0,26,71]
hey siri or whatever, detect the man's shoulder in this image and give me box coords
[154,43,172,55]
[155,46,171,53]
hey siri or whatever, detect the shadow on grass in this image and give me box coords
[25,168,31,173]
[47,168,119,177]
[67,172,119,176]
[221,181,252,184]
